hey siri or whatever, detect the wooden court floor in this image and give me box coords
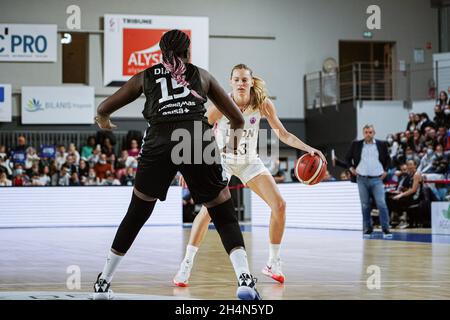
[1,226,450,300]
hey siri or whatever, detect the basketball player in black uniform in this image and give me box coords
[93,30,261,300]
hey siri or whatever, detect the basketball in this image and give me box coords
[294,153,327,185]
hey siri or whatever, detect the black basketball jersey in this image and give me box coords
[142,63,207,125]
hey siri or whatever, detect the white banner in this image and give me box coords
[0,24,57,62]
[252,182,363,230]
[0,186,182,228]
[0,84,12,122]
[431,202,450,235]
[21,86,95,124]
[104,14,209,86]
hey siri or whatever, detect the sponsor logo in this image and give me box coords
[122,28,191,76]
[26,98,44,112]
[25,98,91,112]
[250,116,256,125]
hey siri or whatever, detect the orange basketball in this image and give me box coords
[294,153,327,185]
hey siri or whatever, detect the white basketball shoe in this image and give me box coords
[262,258,285,284]
[173,259,193,287]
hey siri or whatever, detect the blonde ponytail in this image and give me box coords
[250,76,268,110]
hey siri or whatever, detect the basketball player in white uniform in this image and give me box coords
[173,64,327,286]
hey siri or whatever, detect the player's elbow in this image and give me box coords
[97,101,109,116]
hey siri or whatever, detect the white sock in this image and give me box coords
[229,248,250,281]
[100,250,123,283]
[184,245,198,263]
[269,243,281,263]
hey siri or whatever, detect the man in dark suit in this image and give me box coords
[345,124,392,238]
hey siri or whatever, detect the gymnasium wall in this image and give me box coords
[0,0,438,120]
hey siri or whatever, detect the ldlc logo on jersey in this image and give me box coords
[122,28,191,76]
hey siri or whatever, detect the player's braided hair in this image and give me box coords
[159,30,204,100]
[230,64,268,111]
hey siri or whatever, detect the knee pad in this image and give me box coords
[208,198,245,254]
[112,192,156,254]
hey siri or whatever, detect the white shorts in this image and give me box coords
[221,156,271,184]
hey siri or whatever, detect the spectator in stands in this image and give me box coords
[81,136,97,160]
[67,143,81,165]
[0,170,12,186]
[387,159,423,229]
[77,159,89,181]
[55,145,68,170]
[27,162,40,179]
[437,90,448,111]
[404,146,420,165]
[12,165,27,186]
[417,113,436,134]
[386,134,399,159]
[418,145,436,173]
[56,165,70,186]
[24,147,40,171]
[345,124,392,237]
[87,144,101,167]
[340,170,351,181]
[429,144,448,174]
[424,127,438,148]
[29,172,43,186]
[69,172,81,186]
[120,167,136,186]
[115,150,137,179]
[38,166,51,186]
[127,139,140,158]
[101,171,121,186]
[434,105,446,128]
[437,126,448,147]
[94,153,113,180]
[13,135,28,153]
[84,168,100,186]
[386,163,409,226]
[406,112,418,132]
[64,154,78,175]
[411,129,425,154]
[101,137,115,159]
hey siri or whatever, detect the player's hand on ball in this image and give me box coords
[95,114,117,130]
[308,148,327,165]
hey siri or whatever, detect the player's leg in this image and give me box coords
[245,170,286,284]
[174,159,233,287]
[173,205,211,286]
[180,161,261,300]
[94,154,176,300]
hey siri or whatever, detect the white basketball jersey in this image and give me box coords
[214,107,261,160]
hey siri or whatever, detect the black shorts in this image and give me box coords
[134,120,227,203]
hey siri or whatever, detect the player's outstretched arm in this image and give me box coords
[95,72,144,130]
[263,99,327,164]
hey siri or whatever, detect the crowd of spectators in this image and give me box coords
[334,94,450,187]
[0,134,142,187]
